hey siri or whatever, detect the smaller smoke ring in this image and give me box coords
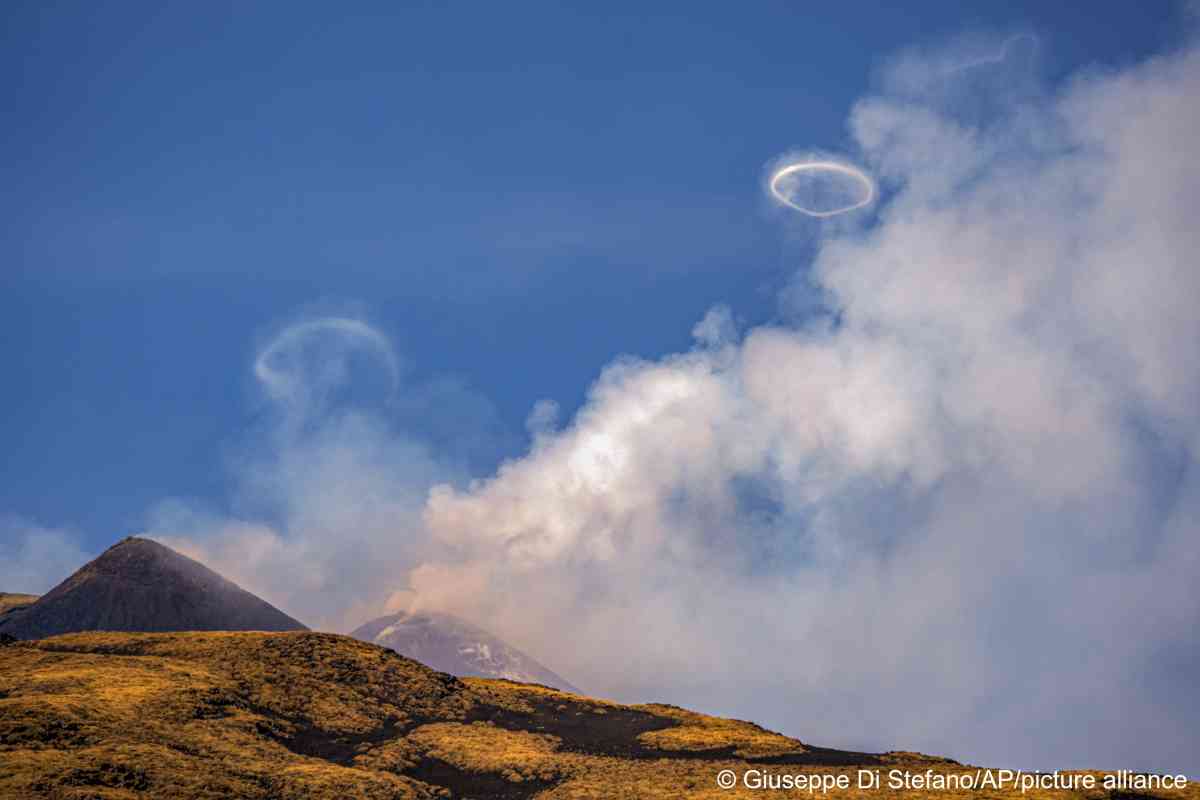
[769,160,876,217]
[254,317,402,402]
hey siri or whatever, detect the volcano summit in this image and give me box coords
[0,536,307,639]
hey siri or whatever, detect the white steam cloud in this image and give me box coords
[404,36,1200,774]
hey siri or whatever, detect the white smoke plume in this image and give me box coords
[401,36,1200,774]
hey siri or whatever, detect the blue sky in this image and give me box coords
[1,1,1179,548]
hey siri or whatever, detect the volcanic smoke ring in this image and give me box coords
[769,160,876,217]
[254,317,402,401]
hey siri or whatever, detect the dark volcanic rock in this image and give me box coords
[351,610,580,693]
[0,537,307,640]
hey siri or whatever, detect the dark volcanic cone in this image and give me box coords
[0,536,307,639]
[351,610,580,693]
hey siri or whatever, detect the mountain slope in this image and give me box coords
[0,592,38,629]
[0,630,995,800]
[352,610,580,693]
[0,537,306,639]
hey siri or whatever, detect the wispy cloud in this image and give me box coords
[0,516,90,595]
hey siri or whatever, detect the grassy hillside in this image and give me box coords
[0,631,1192,799]
[0,592,38,626]
[0,593,38,612]
[0,592,37,633]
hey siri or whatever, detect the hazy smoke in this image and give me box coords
[0,516,90,594]
[147,315,483,632]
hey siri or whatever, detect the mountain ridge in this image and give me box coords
[0,630,984,799]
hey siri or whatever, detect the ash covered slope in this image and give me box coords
[0,536,306,639]
[352,610,581,693]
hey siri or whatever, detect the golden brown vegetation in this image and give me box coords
[0,593,38,613]
[0,592,38,629]
[0,631,1194,799]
